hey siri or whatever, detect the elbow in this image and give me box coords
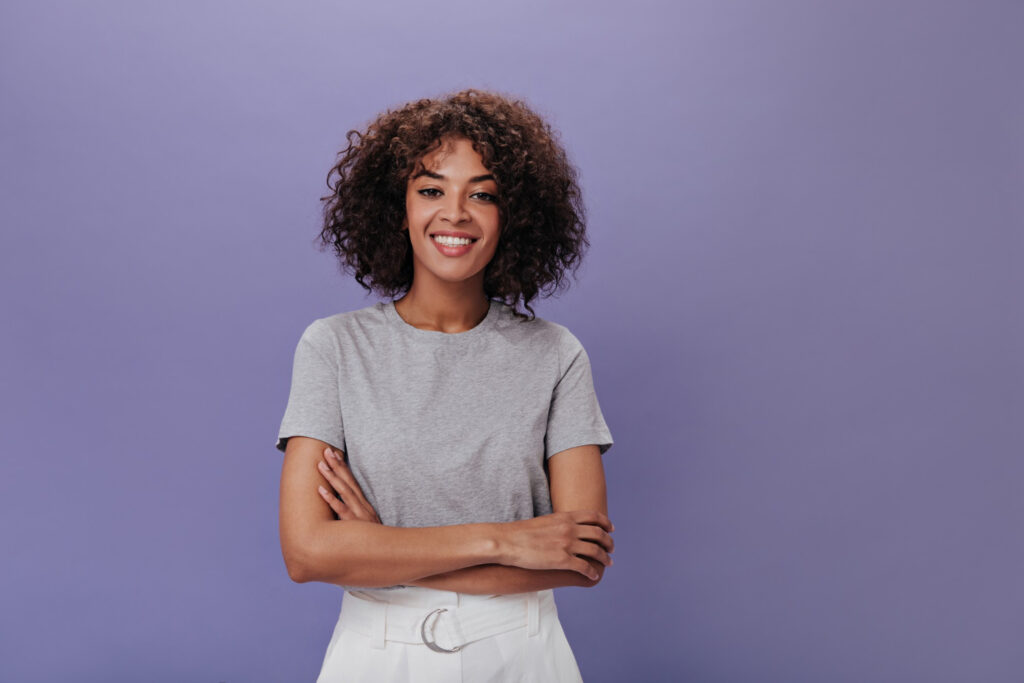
[282,536,335,584]
[281,528,363,585]
[283,546,316,584]
[285,556,314,584]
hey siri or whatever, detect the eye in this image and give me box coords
[473,192,497,202]
[417,188,442,198]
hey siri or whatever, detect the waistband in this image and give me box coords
[339,587,554,652]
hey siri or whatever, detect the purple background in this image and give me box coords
[2,1,1022,681]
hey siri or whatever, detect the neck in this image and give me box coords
[394,280,490,334]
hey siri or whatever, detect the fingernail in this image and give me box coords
[318,485,327,495]
[318,461,328,471]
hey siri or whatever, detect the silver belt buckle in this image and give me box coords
[420,608,462,653]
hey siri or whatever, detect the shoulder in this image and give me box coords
[494,304,586,369]
[296,301,389,352]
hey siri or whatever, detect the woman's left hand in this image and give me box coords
[316,447,382,524]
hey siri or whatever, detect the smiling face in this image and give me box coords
[402,136,502,292]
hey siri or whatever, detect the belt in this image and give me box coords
[339,589,543,652]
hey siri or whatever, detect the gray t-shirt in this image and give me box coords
[275,298,613,588]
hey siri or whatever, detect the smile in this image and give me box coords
[432,235,476,246]
[430,234,477,256]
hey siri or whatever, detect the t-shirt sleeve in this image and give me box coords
[544,330,614,459]
[274,319,346,454]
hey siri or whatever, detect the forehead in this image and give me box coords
[416,136,489,173]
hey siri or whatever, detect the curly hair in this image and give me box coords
[317,88,590,321]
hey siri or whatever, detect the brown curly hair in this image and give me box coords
[317,88,590,321]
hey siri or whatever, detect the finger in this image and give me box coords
[351,500,380,522]
[569,510,614,533]
[317,458,355,499]
[325,450,376,512]
[571,540,612,567]
[318,457,379,522]
[324,450,382,523]
[322,449,369,509]
[576,524,614,553]
[318,485,354,520]
[570,556,600,581]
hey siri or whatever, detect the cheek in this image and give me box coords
[481,206,502,232]
[481,236,501,260]
[405,202,429,229]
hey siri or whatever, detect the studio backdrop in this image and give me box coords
[2,1,1022,681]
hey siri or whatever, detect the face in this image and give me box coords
[403,136,502,291]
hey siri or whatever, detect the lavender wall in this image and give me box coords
[2,1,1022,681]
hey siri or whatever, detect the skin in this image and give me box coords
[315,443,612,593]
[395,135,502,332]
[278,134,614,594]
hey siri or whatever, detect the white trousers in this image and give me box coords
[315,586,584,682]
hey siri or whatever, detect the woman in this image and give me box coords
[275,88,615,681]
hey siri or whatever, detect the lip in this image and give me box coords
[430,233,477,257]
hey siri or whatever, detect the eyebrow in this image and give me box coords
[412,170,496,183]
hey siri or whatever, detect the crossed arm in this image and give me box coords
[278,436,613,594]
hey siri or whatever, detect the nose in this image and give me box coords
[440,192,470,224]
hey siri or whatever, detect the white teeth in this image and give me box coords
[432,235,474,246]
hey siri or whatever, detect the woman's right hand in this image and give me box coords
[497,511,615,581]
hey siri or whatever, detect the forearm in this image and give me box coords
[284,519,502,588]
[409,558,604,595]
[283,440,612,590]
